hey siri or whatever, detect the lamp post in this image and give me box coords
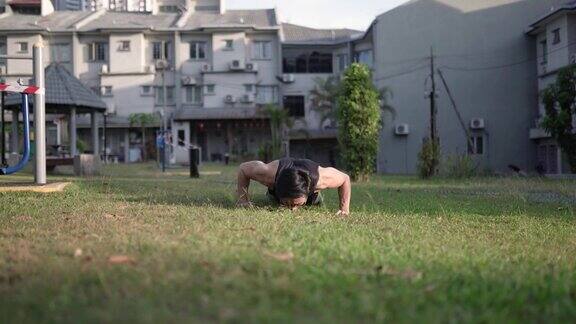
[103,111,107,163]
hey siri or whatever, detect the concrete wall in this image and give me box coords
[372,0,566,174]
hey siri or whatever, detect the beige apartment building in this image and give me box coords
[0,0,363,165]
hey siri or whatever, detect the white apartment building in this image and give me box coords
[0,0,360,165]
[527,2,576,175]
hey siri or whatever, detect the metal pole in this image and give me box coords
[33,43,46,185]
[69,107,77,157]
[10,108,18,153]
[429,47,437,141]
[91,112,99,159]
[1,92,6,167]
[104,112,108,163]
[162,68,167,171]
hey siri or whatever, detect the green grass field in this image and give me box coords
[0,163,575,323]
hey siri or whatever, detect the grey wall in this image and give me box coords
[373,0,566,174]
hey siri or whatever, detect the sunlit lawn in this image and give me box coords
[0,163,575,323]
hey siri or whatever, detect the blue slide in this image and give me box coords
[0,94,31,175]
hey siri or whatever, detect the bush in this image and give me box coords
[442,154,477,178]
[337,63,382,181]
[418,138,439,179]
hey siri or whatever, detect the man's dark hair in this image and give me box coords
[275,168,311,199]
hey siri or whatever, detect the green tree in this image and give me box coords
[417,138,440,179]
[261,104,293,159]
[541,65,576,173]
[337,63,382,181]
[310,76,341,129]
[129,113,158,161]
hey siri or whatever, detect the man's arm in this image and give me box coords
[317,167,351,215]
[237,161,274,206]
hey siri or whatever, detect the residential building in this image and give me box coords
[527,2,576,175]
[0,0,359,165]
[370,0,566,175]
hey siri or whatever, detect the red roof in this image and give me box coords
[8,0,41,5]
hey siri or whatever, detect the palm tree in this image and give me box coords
[129,113,158,161]
[309,76,341,129]
[310,76,396,129]
[261,104,293,159]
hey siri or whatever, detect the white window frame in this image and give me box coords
[155,86,175,105]
[88,42,108,62]
[552,28,561,45]
[252,41,272,60]
[118,40,131,52]
[204,84,215,96]
[468,135,484,155]
[189,41,207,60]
[101,86,113,97]
[17,42,28,53]
[184,85,202,104]
[140,85,153,96]
[223,40,234,51]
[338,53,349,72]
[152,41,171,60]
[255,85,279,104]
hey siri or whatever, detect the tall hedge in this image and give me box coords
[337,63,382,181]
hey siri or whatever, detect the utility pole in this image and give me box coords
[429,47,437,142]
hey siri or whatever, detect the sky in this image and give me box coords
[226,0,413,31]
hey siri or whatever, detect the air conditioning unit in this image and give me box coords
[241,93,255,103]
[571,53,576,65]
[101,64,109,74]
[470,118,485,130]
[282,74,295,83]
[155,60,169,70]
[181,75,196,85]
[229,60,245,71]
[224,95,237,104]
[0,65,6,75]
[394,123,410,136]
[201,63,212,72]
[245,62,258,72]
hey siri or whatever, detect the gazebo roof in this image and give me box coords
[5,63,107,113]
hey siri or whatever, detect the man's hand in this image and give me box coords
[336,210,349,217]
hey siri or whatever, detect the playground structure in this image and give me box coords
[0,44,46,185]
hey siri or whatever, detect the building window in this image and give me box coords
[283,96,305,117]
[540,40,548,65]
[177,129,185,146]
[552,28,561,45]
[223,40,234,50]
[355,50,373,68]
[88,42,108,62]
[204,84,215,95]
[184,86,202,104]
[155,86,175,105]
[101,86,113,97]
[189,42,207,60]
[17,42,28,53]
[118,40,131,52]
[50,43,71,63]
[256,86,278,104]
[283,49,333,73]
[152,41,171,60]
[159,5,179,12]
[140,85,153,96]
[337,53,349,72]
[244,84,254,92]
[468,136,484,155]
[253,41,272,60]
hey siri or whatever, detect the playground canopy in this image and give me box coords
[4,62,107,113]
